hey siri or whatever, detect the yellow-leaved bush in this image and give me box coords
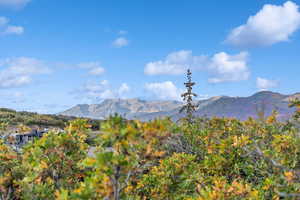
[1,104,300,199]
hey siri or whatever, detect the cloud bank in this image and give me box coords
[226,1,300,47]
[144,50,250,83]
[145,81,182,101]
[0,57,51,88]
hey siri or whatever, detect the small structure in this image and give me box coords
[4,129,48,150]
[14,129,47,145]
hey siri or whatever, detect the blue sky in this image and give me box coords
[0,0,300,113]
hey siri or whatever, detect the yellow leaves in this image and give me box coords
[85,158,96,166]
[84,124,92,128]
[35,177,42,184]
[73,187,83,194]
[40,161,48,169]
[232,135,250,148]
[284,171,294,183]
[46,177,54,184]
[272,134,295,154]
[230,180,251,196]
[145,144,154,156]
[153,151,165,158]
[4,115,300,199]
[102,175,110,184]
[124,184,134,194]
[55,189,69,200]
[197,178,259,200]
[266,115,276,124]
[0,145,6,151]
[17,124,31,133]
[207,145,214,154]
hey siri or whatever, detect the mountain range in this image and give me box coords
[60,91,300,121]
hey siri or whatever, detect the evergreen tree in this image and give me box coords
[180,69,198,124]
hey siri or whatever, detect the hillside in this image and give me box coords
[0,108,101,129]
[60,98,182,120]
[60,91,299,121]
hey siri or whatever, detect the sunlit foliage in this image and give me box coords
[1,108,300,199]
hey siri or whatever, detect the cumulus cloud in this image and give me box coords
[0,57,51,88]
[144,50,250,83]
[256,77,278,91]
[0,0,31,9]
[144,50,207,75]
[112,37,129,48]
[145,81,182,101]
[76,80,131,101]
[208,52,250,83]
[226,1,300,47]
[118,83,130,97]
[78,62,105,76]
[0,16,24,35]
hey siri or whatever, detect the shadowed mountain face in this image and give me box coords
[60,91,299,121]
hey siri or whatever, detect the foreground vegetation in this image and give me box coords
[0,99,299,200]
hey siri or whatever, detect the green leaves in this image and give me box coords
[132,153,201,200]
[16,120,90,199]
[2,109,300,199]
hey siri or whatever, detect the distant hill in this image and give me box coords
[60,98,182,120]
[0,108,101,129]
[60,91,299,121]
[193,91,298,121]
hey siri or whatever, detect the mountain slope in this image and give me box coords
[60,98,182,119]
[60,91,298,121]
[192,91,292,120]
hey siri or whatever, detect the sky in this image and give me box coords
[0,0,300,113]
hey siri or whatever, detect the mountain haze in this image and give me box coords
[60,91,298,121]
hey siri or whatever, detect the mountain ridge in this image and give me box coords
[59,91,298,121]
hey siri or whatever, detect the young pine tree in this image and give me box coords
[180,69,198,124]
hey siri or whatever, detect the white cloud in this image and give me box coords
[0,57,51,88]
[144,50,250,83]
[118,83,130,97]
[112,37,129,48]
[78,62,105,76]
[145,81,182,101]
[256,77,278,91]
[144,50,206,75]
[77,80,131,101]
[88,67,105,76]
[0,16,24,36]
[3,25,24,35]
[208,52,250,83]
[226,1,300,47]
[0,0,31,9]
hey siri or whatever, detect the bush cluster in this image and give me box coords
[0,100,300,200]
